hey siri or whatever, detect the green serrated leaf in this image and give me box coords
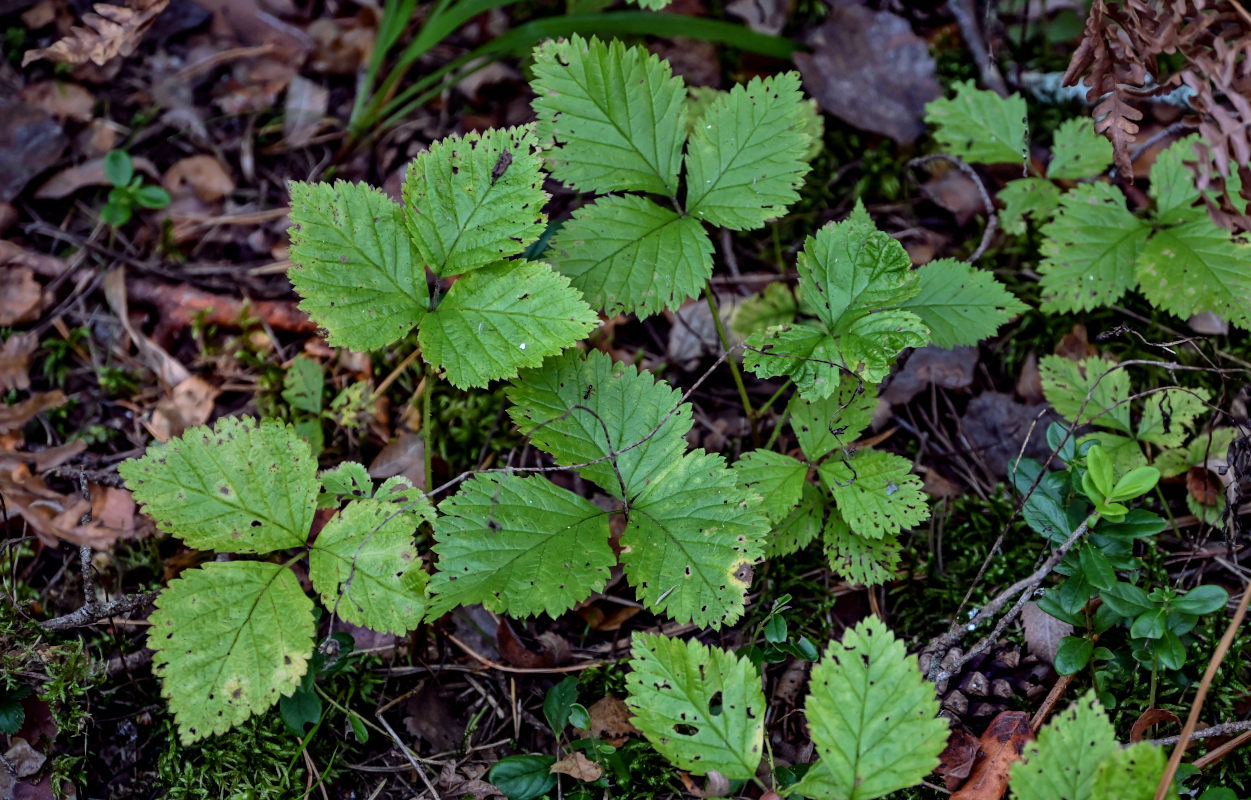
[1010,691,1120,800]
[1136,387,1210,448]
[625,633,765,779]
[799,616,946,800]
[1149,137,1203,225]
[926,80,1028,165]
[148,561,315,743]
[418,260,598,389]
[428,473,613,618]
[283,355,324,415]
[288,180,427,352]
[733,450,807,523]
[622,450,768,628]
[308,499,428,634]
[823,514,901,586]
[788,376,877,462]
[745,323,844,400]
[1048,117,1114,179]
[532,35,686,196]
[818,449,928,540]
[0,691,25,735]
[1136,213,1251,331]
[770,483,825,557]
[1090,742,1165,800]
[119,416,318,554]
[998,177,1061,235]
[731,282,797,338]
[1038,182,1152,313]
[899,258,1027,348]
[684,71,811,230]
[1040,356,1132,434]
[548,194,712,318]
[318,462,374,508]
[401,125,548,278]
[507,349,693,499]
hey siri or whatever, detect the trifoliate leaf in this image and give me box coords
[798,616,947,800]
[120,416,318,554]
[308,499,428,634]
[418,260,598,389]
[506,349,693,500]
[625,633,765,779]
[1149,137,1203,225]
[745,323,844,400]
[926,80,1028,165]
[149,561,315,743]
[288,180,428,351]
[899,258,1027,348]
[823,514,901,586]
[1137,387,1210,448]
[401,125,548,278]
[998,177,1061,235]
[1039,356,1132,434]
[770,483,824,557]
[1009,691,1119,800]
[622,450,768,628]
[684,72,811,230]
[800,201,920,321]
[548,194,712,317]
[427,473,613,618]
[1048,117,1114,179]
[1090,742,1166,800]
[1136,214,1251,331]
[1038,182,1152,313]
[733,450,807,523]
[818,449,927,540]
[531,35,686,196]
[789,376,877,462]
[731,282,797,338]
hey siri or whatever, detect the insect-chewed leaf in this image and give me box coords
[308,498,428,634]
[428,473,613,618]
[318,462,374,508]
[1047,117,1114,180]
[998,177,1061,235]
[1038,182,1151,313]
[1039,355,1132,434]
[823,514,901,586]
[625,633,765,779]
[1089,742,1165,800]
[684,71,811,230]
[287,180,428,352]
[795,616,946,800]
[818,449,927,540]
[770,483,825,557]
[744,323,843,400]
[548,194,713,318]
[899,259,1027,349]
[1009,691,1120,800]
[119,416,318,554]
[1136,387,1209,448]
[926,79,1028,165]
[506,349,693,500]
[531,35,686,196]
[732,450,807,523]
[788,376,877,462]
[1136,213,1251,332]
[621,450,767,628]
[401,125,548,278]
[149,561,315,744]
[418,260,598,389]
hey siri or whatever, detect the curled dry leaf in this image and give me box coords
[937,727,981,790]
[18,81,96,122]
[0,268,43,326]
[583,695,640,746]
[550,752,602,782]
[34,154,160,200]
[0,332,38,392]
[1129,707,1180,743]
[162,155,235,202]
[22,0,171,67]
[0,469,128,549]
[147,376,219,443]
[0,391,67,433]
[951,711,1033,800]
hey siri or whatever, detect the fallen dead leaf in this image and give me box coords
[103,268,191,388]
[18,81,96,123]
[937,727,981,790]
[495,619,570,668]
[34,154,160,200]
[0,332,38,392]
[1130,708,1180,743]
[162,155,235,202]
[91,485,136,534]
[0,268,43,326]
[550,752,602,782]
[0,241,68,278]
[22,0,171,66]
[75,118,125,158]
[1021,600,1073,668]
[1187,466,1222,507]
[0,100,68,202]
[1015,352,1044,404]
[0,470,126,549]
[21,0,58,28]
[402,682,464,752]
[725,0,789,35]
[32,440,88,473]
[283,75,329,148]
[307,16,375,75]
[582,695,640,746]
[1054,323,1098,362]
[881,346,979,406]
[0,391,67,433]
[437,762,503,800]
[368,431,425,488]
[951,712,1033,800]
[147,376,219,442]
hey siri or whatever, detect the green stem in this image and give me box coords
[756,378,793,419]
[704,281,756,441]
[764,406,791,451]
[1149,655,1159,708]
[423,370,434,494]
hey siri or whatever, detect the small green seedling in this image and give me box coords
[101,150,171,227]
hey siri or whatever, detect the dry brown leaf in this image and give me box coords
[368,431,425,487]
[1020,600,1073,668]
[0,100,68,203]
[34,154,160,199]
[307,17,375,75]
[936,727,981,790]
[0,471,126,549]
[18,81,96,122]
[550,752,602,782]
[0,332,37,392]
[951,711,1033,800]
[583,696,640,746]
[162,155,235,202]
[0,391,67,433]
[103,268,191,388]
[22,0,170,67]
[0,240,69,278]
[147,376,219,442]
[1129,707,1180,743]
[32,440,87,473]
[21,0,58,28]
[283,75,328,148]
[0,268,43,326]
[725,0,789,35]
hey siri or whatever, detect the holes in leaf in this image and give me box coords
[674,723,698,736]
